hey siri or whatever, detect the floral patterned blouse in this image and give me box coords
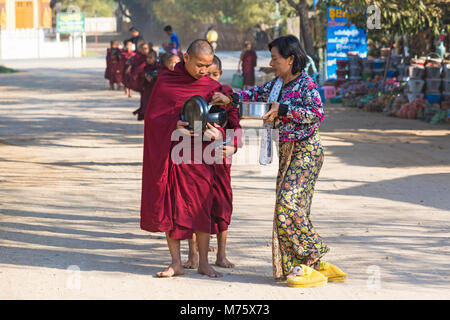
[234,73,324,142]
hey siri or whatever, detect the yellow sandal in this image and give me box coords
[317,261,347,282]
[286,265,328,288]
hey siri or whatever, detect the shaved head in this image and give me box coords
[186,39,214,58]
[183,39,215,79]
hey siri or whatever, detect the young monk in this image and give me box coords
[183,55,242,269]
[135,51,158,121]
[140,39,232,278]
[160,52,181,71]
[122,40,137,98]
[105,41,115,88]
[128,43,150,116]
[108,40,124,91]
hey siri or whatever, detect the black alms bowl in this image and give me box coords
[207,105,228,128]
[181,96,228,131]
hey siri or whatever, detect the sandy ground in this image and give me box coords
[0,55,449,300]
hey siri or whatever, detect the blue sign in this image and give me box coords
[326,7,367,80]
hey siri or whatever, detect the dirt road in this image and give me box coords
[0,56,449,299]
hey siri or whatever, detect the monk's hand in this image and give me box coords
[204,123,222,141]
[211,92,231,106]
[176,120,196,136]
[222,145,237,158]
[262,102,280,122]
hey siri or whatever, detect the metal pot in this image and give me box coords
[239,102,271,119]
[181,95,228,131]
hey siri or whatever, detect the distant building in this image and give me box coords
[0,0,85,59]
[0,0,52,30]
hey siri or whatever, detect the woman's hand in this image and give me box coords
[262,102,280,122]
[204,123,222,141]
[210,92,231,106]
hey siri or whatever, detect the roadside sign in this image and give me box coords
[326,7,367,80]
[56,12,85,34]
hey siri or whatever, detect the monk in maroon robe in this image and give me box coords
[141,39,232,278]
[238,42,257,89]
[104,41,113,85]
[135,51,158,121]
[183,56,242,270]
[107,41,124,90]
[127,43,150,117]
[121,40,137,98]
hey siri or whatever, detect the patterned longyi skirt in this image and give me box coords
[272,131,329,279]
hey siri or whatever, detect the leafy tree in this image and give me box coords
[340,0,445,91]
[281,0,316,57]
[60,0,117,17]
[151,0,276,33]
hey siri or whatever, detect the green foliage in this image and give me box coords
[0,65,19,73]
[61,0,117,17]
[151,0,276,32]
[340,0,445,38]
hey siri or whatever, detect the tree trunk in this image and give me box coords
[118,0,151,40]
[382,35,395,93]
[298,4,314,58]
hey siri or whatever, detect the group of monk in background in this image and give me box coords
[104,26,182,121]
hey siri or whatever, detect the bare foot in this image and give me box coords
[215,256,235,268]
[198,264,223,278]
[209,246,216,252]
[156,264,184,278]
[182,255,199,269]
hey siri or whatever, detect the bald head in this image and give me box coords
[184,39,215,79]
[186,39,214,58]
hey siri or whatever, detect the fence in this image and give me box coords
[85,17,117,34]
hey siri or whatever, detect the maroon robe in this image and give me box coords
[121,50,136,88]
[129,53,147,93]
[241,49,257,86]
[109,48,124,85]
[104,48,111,80]
[140,62,229,240]
[137,63,159,119]
[210,86,243,234]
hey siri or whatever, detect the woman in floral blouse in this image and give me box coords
[211,35,329,280]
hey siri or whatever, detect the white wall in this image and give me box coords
[0,29,83,59]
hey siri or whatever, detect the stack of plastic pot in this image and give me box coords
[442,64,450,102]
[372,58,386,77]
[407,65,425,102]
[347,52,361,81]
[425,64,442,105]
[361,58,372,80]
[388,55,402,78]
[336,59,348,86]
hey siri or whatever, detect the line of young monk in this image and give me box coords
[106,39,242,278]
[104,40,181,121]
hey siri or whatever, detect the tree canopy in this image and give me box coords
[60,0,117,17]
